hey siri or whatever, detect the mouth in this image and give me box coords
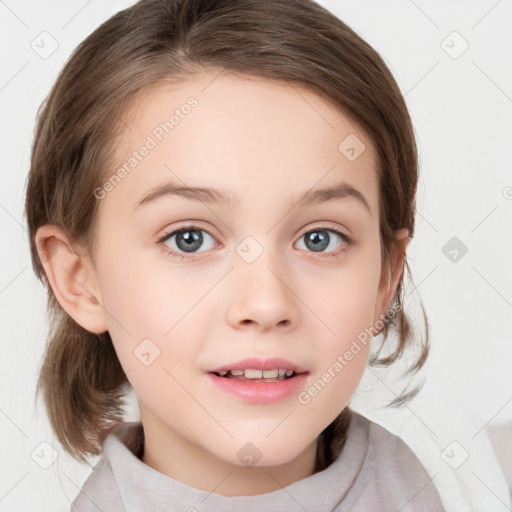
[206,357,308,383]
[206,363,309,404]
[210,368,302,382]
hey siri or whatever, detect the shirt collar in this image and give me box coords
[104,412,371,512]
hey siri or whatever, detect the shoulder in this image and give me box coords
[359,412,428,466]
[342,411,445,511]
[70,457,124,511]
[70,422,141,512]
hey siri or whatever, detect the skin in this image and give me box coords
[35,70,409,496]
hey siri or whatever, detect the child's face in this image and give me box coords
[87,71,399,470]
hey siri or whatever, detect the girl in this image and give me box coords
[25,0,445,510]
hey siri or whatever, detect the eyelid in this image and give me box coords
[156,221,218,244]
[157,220,352,244]
[300,221,351,237]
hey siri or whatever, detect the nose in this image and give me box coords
[225,255,301,332]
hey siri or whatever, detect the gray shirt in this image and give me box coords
[70,411,444,511]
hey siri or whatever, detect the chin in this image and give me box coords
[213,436,312,469]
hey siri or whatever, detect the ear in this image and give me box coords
[35,224,108,334]
[373,228,410,331]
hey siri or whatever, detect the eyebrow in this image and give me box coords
[133,180,371,214]
[293,182,371,213]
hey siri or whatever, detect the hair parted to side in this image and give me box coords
[25,0,429,468]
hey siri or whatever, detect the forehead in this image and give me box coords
[101,71,380,218]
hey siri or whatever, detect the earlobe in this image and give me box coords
[373,228,410,331]
[35,224,108,334]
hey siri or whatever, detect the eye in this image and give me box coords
[157,224,353,261]
[158,226,217,260]
[295,226,353,257]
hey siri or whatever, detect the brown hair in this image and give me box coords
[25,0,429,469]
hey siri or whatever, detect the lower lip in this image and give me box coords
[206,372,309,404]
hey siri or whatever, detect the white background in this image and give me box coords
[0,1,511,510]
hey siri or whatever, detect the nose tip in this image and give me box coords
[225,248,301,332]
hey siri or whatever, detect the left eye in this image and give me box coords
[295,228,351,255]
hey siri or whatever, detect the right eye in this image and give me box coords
[158,226,217,260]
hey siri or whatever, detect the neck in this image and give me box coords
[139,411,319,496]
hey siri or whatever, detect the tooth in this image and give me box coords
[244,369,263,378]
[278,369,287,377]
[262,369,279,378]
[230,369,244,376]
[285,369,294,377]
[219,370,228,376]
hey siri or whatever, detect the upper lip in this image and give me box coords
[207,357,308,374]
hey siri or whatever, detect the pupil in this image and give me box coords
[176,230,203,253]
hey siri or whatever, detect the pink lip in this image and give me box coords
[207,357,308,374]
[206,372,309,404]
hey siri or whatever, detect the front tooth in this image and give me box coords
[285,369,294,377]
[244,369,263,378]
[262,369,279,378]
[230,369,244,376]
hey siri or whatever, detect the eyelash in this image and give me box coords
[157,224,353,261]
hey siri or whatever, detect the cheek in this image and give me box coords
[298,284,376,432]
[99,247,199,336]
[311,255,381,346]
[300,256,381,410]
[97,258,208,390]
